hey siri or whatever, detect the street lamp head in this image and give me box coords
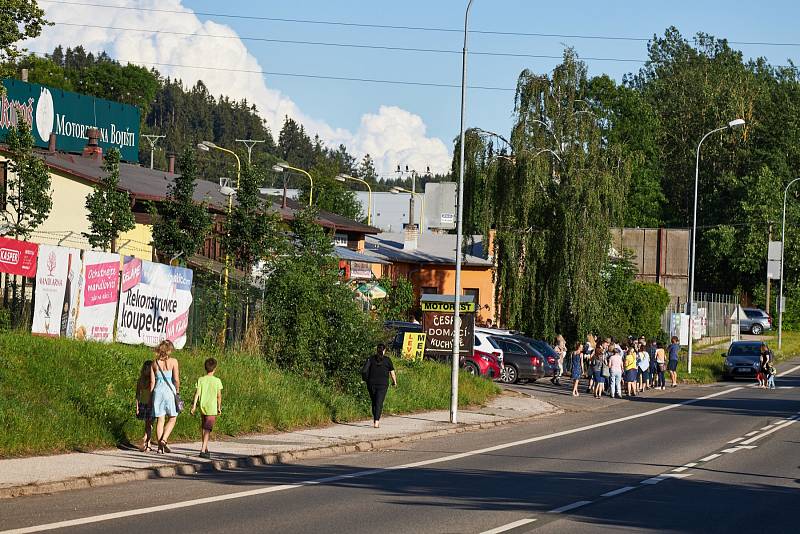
[272,164,285,173]
[728,118,746,129]
[219,186,236,197]
[390,187,401,194]
[334,174,349,183]
[202,140,218,148]
[196,143,210,152]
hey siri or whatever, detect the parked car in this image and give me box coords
[384,321,422,352]
[461,349,501,379]
[722,341,764,380]
[474,330,504,366]
[489,335,548,384]
[739,308,772,335]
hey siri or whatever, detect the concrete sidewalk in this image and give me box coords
[0,393,557,499]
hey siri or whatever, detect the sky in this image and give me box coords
[27,0,800,176]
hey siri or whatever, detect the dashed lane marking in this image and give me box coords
[699,453,722,462]
[640,473,691,485]
[549,501,593,514]
[740,417,799,446]
[672,466,688,472]
[480,518,537,534]
[683,462,698,468]
[601,486,635,497]
[721,448,742,454]
[727,437,744,444]
[745,431,759,437]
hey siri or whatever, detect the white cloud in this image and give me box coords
[26,0,451,175]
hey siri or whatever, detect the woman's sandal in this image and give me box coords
[161,441,171,454]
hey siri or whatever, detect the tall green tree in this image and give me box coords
[0,0,48,78]
[83,148,135,251]
[491,50,629,340]
[1,118,52,238]
[150,148,213,263]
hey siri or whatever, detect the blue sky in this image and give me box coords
[184,0,799,143]
[33,0,800,174]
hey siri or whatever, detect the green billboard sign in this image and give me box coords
[0,79,140,162]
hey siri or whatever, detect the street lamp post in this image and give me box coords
[272,163,314,206]
[390,187,425,232]
[451,0,475,425]
[142,134,165,170]
[779,177,800,350]
[687,119,745,374]
[235,139,265,165]
[197,141,241,344]
[336,174,373,225]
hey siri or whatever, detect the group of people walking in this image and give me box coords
[555,335,681,398]
[135,340,223,458]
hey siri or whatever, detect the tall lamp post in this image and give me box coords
[272,163,314,206]
[197,141,241,344]
[336,174,373,225]
[779,177,800,349]
[390,186,425,231]
[142,134,165,170]
[687,118,745,374]
[451,0,475,425]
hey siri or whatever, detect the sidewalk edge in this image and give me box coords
[0,408,561,500]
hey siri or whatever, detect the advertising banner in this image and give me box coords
[0,79,140,161]
[74,251,120,343]
[116,257,193,349]
[0,236,38,277]
[31,245,80,336]
[63,248,82,338]
[401,333,427,361]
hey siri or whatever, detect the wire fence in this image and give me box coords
[661,292,738,341]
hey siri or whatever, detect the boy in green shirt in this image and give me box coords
[191,358,223,459]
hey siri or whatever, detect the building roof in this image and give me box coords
[9,148,379,235]
[364,232,493,267]
[334,246,389,264]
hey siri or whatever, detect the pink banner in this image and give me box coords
[166,309,190,342]
[83,261,119,306]
[121,258,142,292]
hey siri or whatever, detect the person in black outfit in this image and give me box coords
[362,343,397,428]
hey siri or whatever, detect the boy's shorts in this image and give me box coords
[201,415,217,431]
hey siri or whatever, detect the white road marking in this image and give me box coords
[740,417,799,445]
[672,466,688,472]
[727,437,744,444]
[721,448,741,454]
[760,425,773,430]
[745,431,759,436]
[777,364,800,377]
[736,445,757,449]
[480,518,537,534]
[683,462,698,468]
[0,386,744,534]
[549,501,593,514]
[699,453,722,462]
[601,486,635,497]
[641,473,691,485]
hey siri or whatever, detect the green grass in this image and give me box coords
[676,331,800,384]
[0,333,499,457]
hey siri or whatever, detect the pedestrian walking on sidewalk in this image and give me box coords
[150,340,180,454]
[667,336,680,387]
[552,334,566,386]
[608,347,623,399]
[191,358,223,459]
[654,342,666,390]
[362,343,397,428]
[135,360,154,452]
[571,341,583,397]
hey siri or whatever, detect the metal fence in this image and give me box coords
[661,292,738,341]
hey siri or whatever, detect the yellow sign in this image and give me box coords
[401,332,427,361]
[420,301,476,313]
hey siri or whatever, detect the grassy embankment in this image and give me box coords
[677,331,800,384]
[0,332,499,458]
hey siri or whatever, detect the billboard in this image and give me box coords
[0,79,140,161]
[31,245,80,337]
[75,251,120,343]
[0,236,38,277]
[116,257,193,349]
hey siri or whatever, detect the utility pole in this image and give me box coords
[235,139,266,165]
[142,134,165,170]
[766,223,773,315]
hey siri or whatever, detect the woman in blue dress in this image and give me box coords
[570,341,583,397]
[150,340,180,454]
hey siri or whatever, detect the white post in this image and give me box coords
[779,177,800,350]
[451,0,474,424]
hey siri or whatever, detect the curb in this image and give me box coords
[0,408,560,500]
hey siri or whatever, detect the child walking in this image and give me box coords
[191,358,223,459]
[135,360,154,452]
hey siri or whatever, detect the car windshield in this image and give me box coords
[729,343,762,357]
[487,336,501,350]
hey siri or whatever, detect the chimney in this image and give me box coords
[21,69,28,82]
[403,225,419,251]
[167,154,176,174]
[82,128,103,160]
[48,133,56,153]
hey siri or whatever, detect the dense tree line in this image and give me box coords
[462,28,800,335]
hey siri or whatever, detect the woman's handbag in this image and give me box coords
[658,362,666,373]
[156,361,184,414]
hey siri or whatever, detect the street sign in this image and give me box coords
[420,294,475,359]
[768,241,782,262]
[768,259,782,280]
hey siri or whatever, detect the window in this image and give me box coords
[333,233,348,247]
[499,340,526,355]
[463,288,479,307]
[421,286,438,295]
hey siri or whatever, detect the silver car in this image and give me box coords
[739,308,772,335]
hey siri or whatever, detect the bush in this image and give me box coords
[375,276,414,321]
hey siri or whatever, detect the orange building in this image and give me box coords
[364,232,496,324]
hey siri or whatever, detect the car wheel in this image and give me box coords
[500,364,518,384]
[751,324,763,335]
[463,361,479,376]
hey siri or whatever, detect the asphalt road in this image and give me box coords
[2,360,799,534]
